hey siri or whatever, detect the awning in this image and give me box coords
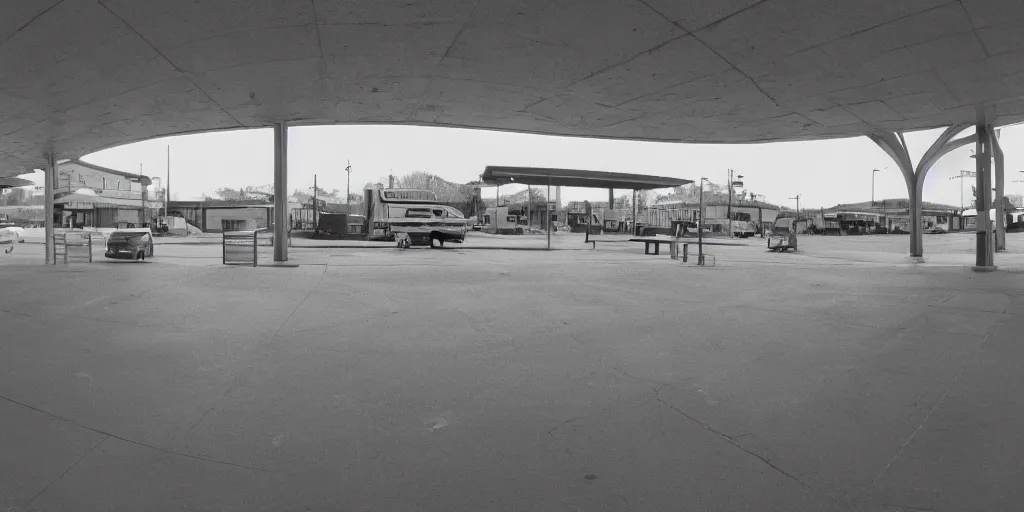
[54,193,161,210]
[0,177,33,189]
[482,166,692,190]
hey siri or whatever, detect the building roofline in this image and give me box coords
[63,159,153,186]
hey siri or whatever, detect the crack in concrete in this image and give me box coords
[95,0,245,128]
[633,0,683,30]
[309,0,324,59]
[0,393,277,475]
[650,386,819,495]
[684,33,782,110]
[565,34,691,90]
[875,504,937,512]
[858,361,970,501]
[955,0,991,58]
[25,435,109,508]
[1,0,66,48]
[546,416,588,437]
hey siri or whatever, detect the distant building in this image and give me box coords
[821,199,961,233]
[168,199,303,233]
[1007,194,1023,208]
[642,198,783,233]
[53,160,157,228]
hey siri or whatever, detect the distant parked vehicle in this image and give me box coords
[1,226,24,253]
[924,226,947,234]
[0,226,25,243]
[768,218,798,252]
[104,228,154,261]
[366,188,469,246]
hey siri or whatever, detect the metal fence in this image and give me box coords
[639,207,697,228]
[222,230,260,266]
[53,232,93,264]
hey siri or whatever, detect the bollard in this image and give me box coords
[682,243,689,262]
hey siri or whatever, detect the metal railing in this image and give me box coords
[222,229,261,266]
[53,231,93,264]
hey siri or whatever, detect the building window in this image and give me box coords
[222,219,247,231]
[119,180,130,191]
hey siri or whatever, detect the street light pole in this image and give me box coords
[727,169,732,238]
[872,169,880,205]
[345,160,352,205]
[790,194,801,230]
[698,178,708,265]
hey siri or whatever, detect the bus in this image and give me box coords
[365,187,469,246]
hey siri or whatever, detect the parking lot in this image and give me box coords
[2,232,1023,511]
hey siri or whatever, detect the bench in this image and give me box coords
[587,235,690,260]
[629,236,682,256]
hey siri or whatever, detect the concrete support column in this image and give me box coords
[273,123,288,262]
[868,124,974,260]
[44,152,55,264]
[632,189,638,236]
[975,123,994,269]
[546,176,552,250]
[993,130,1006,251]
[907,173,924,257]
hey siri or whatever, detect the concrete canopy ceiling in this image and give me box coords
[3,0,1024,177]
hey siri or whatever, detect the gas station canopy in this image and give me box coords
[4,0,1024,176]
[482,166,692,189]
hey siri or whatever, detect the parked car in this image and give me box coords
[0,226,25,243]
[924,226,947,234]
[1,226,24,253]
[104,228,154,260]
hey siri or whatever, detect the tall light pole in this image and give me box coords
[699,177,709,265]
[872,169,881,206]
[790,194,801,231]
[345,160,352,205]
[727,169,732,237]
[139,163,145,224]
[152,177,162,220]
[166,145,170,212]
[726,170,744,238]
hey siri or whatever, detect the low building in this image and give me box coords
[641,199,782,234]
[53,160,158,228]
[822,199,961,234]
[168,201,274,233]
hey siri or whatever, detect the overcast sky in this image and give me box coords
[21,124,1024,209]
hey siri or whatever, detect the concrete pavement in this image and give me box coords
[1,235,1023,511]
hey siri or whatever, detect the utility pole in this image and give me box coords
[698,178,707,265]
[153,177,162,220]
[139,163,145,224]
[950,170,976,211]
[346,160,352,205]
[790,194,801,231]
[727,169,733,238]
[161,145,170,230]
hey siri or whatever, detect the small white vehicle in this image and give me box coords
[1,226,25,253]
